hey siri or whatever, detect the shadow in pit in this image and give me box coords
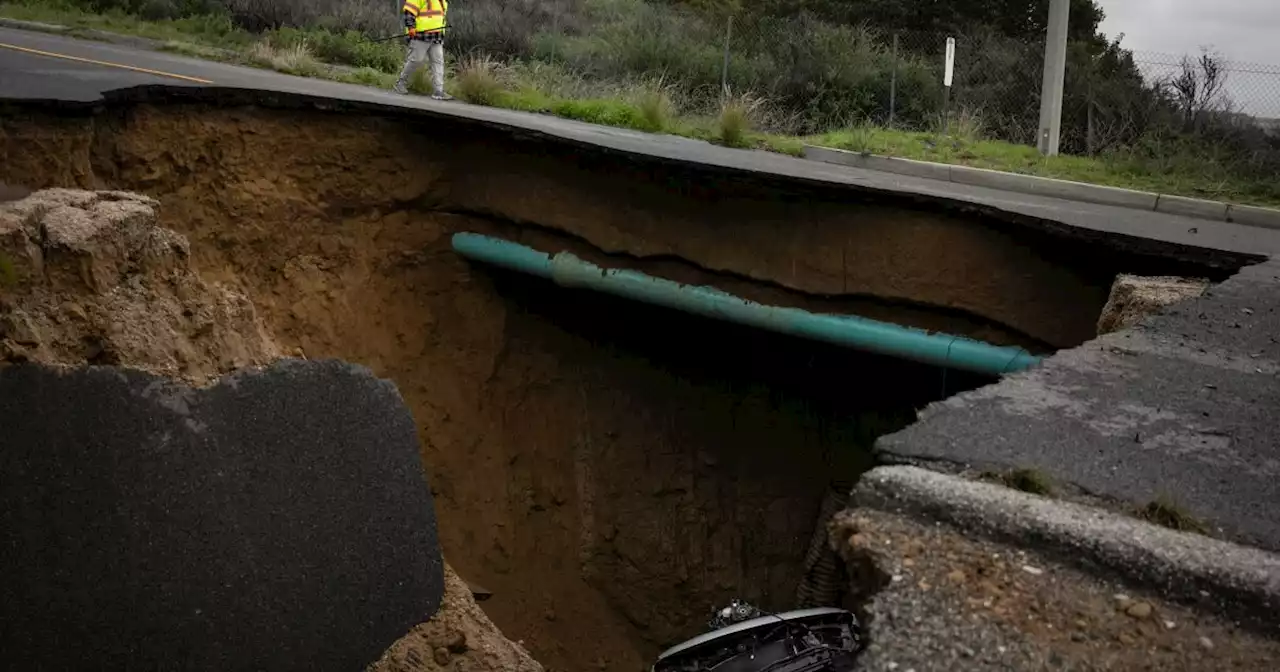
[489,266,996,435]
[482,264,995,649]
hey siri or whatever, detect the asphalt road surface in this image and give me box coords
[2,24,1280,257]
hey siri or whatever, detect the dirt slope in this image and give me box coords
[0,188,542,672]
[372,564,544,672]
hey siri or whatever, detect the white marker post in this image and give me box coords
[943,37,956,135]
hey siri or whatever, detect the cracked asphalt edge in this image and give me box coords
[851,465,1280,631]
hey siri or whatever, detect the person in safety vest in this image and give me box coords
[394,0,452,99]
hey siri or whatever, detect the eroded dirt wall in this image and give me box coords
[3,100,1169,349]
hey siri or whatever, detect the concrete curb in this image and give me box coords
[0,17,163,51]
[0,17,68,33]
[853,465,1280,627]
[803,145,1280,230]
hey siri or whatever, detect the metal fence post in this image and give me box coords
[550,13,559,62]
[889,33,899,127]
[721,15,734,95]
[1087,78,1096,155]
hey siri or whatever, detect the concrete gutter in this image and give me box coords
[854,465,1280,628]
[804,145,1280,231]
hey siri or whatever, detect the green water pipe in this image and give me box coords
[451,233,1042,376]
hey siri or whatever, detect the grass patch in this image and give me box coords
[246,39,324,77]
[335,66,395,89]
[550,98,650,130]
[495,86,555,113]
[1139,496,1210,535]
[981,467,1055,496]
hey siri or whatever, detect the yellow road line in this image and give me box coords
[0,41,213,84]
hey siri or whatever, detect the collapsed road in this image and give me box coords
[2,22,1280,672]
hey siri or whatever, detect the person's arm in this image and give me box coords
[402,0,419,37]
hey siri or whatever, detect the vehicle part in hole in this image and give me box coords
[652,607,863,672]
[451,233,1043,376]
[709,600,767,630]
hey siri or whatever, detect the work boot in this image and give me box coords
[431,91,454,101]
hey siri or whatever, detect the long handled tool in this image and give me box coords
[365,23,453,43]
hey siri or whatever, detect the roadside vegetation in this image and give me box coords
[982,467,1056,497]
[1140,495,1211,535]
[1,0,1277,207]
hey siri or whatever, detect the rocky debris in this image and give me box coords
[830,509,1280,671]
[0,188,279,383]
[852,466,1280,627]
[369,563,544,672]
[1095,274,1209,335]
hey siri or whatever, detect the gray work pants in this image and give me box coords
[396,38,444,94]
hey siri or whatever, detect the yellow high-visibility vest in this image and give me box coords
[403,0,447,33]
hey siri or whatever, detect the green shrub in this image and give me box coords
[717,90,760,147]
[1003,468,1054,496]
[634,83,675,132]
[454,53,508,105]
[1140,496,1209,535]
[550,98,648,130]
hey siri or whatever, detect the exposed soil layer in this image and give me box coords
[0,96,1254,671]
[0,188,278,381]
[1,188,536,672]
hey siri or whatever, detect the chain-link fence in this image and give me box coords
[1132,52,1280,121]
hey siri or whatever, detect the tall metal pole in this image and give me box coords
[1037,0,1070,156]
[721,15,733,95]
[889,33,899,127]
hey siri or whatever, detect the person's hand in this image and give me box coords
[408,28,417,39]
